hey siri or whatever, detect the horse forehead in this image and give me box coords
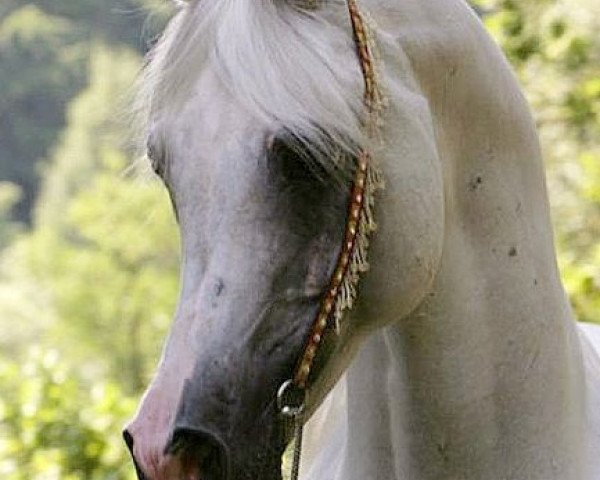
[152,67,259,158]
[162,72,271,202]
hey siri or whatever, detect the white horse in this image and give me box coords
[123,1,600,479]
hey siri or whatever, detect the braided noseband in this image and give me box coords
[279,1,385,478]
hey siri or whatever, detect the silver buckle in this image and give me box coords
[277,380,306,418]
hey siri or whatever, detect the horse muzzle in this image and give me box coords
[124,425,229,480]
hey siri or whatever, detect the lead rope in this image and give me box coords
[289,415,304,480]
[278,380,306,480]
[290,415,304,480]
[280,1,385,479]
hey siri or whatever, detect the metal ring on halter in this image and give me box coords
[277,380,306,418]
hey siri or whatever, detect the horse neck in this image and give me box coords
[334,269,587,480]
[337,0,588,475]
[300,1,590,478]
[315,171,588,478]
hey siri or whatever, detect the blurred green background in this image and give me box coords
[0,0,598,478]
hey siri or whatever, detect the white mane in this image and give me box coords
[134,0,375,171]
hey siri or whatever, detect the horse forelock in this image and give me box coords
[133,0,377,177]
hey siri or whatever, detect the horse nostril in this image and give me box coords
[169,426,230,480]
[122,428,149,480]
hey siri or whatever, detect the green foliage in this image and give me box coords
[0,157,178,473]
[0,156,179,390]
[28,0,171,49]
[0,1,170,223]
[0,182,22,248]
[0,17,179,473]
[36,43,142,226]
[0,5,87,221]
[26,154,180,392]
[0,349,136,480]
[5,37,180,388]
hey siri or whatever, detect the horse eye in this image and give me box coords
[268,134,328,186]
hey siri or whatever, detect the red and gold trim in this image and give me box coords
[294,155,371,387]
[293,1,385,389]
[347,0,385,117]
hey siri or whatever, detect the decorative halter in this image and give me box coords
[278,1,385,479]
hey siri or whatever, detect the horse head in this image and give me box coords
[124,1,444,479]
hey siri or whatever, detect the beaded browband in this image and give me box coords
[292,0,385,390]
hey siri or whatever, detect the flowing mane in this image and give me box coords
[133,1,379,172]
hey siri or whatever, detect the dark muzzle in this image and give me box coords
[168,426,230,480]
[123,426,230,480]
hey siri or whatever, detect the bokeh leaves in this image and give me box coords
[0,349,136,480]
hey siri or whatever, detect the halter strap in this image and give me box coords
[292,0,384,391]
[279,3,384,478]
